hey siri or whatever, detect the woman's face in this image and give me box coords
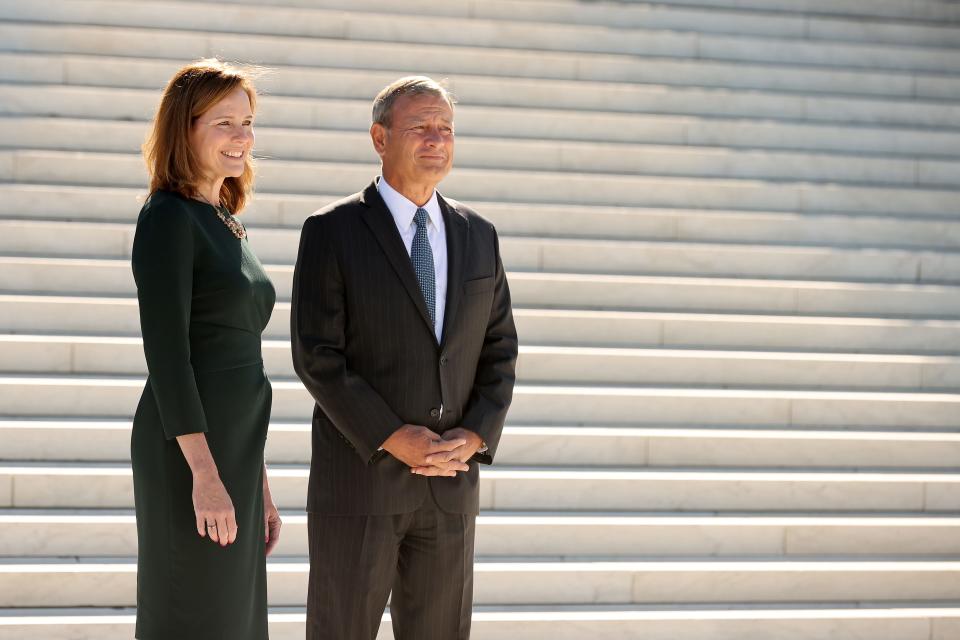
[190,87,255,183]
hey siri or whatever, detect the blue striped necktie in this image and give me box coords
[411,207,436,327]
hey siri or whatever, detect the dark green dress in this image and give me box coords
[131,190,276,639]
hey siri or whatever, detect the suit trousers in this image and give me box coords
[306,490,476,640]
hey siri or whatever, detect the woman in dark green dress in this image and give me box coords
[131,59,280,639]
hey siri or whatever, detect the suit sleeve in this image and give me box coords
[461,229,519,464]
[131,202,209,440]
[291,214,404,462]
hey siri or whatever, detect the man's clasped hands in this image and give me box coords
[381,425,484,476]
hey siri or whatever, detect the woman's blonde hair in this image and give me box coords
[143,58,258,213]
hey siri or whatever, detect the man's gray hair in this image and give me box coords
[372,76,456,128]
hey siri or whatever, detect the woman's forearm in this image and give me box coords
[262,461,273,498]
[176,432,220,479]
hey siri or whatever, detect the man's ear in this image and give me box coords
[370,123,387,159]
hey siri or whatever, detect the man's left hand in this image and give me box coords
[410,427,483,476]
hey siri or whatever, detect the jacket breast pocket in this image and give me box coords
[463,276,495,295]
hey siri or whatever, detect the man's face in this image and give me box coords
[372,93,455,186]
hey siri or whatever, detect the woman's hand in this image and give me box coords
[264,499,282,555]
[176,433,237,546]
[193,473,238,546]
[263,464,282,555]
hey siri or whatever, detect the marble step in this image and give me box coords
[5,185,960,252]
[6,219,960,285]
[4,256,960,318]
[7,53,960,129]
[5,151,960,217]
[4,508,960,558]
[4,375,959,428]
[5,0,960,74]
[4,294,960,354]
[2,555,960,607]
[2,461,958,511]
[169,0,957,37]
[4,418,960,469]
[4,334,960,390]
[4,23,960,100]
[8,118,960,189]
[626,0,960,20]
[75,0,960,44]
[1,604,958,640]
[631,0,960,22]
[5,86,960,160]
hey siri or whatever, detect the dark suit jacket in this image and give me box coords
[291,180,518,515]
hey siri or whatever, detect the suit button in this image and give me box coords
[430,408,440,418]
[440,357,448,366]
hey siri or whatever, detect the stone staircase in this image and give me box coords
[2,0,960,637]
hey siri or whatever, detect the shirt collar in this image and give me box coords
[377,176,442,232]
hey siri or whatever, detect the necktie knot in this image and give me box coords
[414,207,429,229]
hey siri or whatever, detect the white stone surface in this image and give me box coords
[11,218,960,285]
[7,50,960,128]
[11,334,960,390]
[6,462,960,512]
[17,116,960,188]
[8,0,960,74]
[6,21,960,99]
[7,83,960,158]
[3,557,960,607]
[4,294,960,352]
[23,509,960,557]
[2,0,960,633]
[5,419,960,468]
[0,606,955,640]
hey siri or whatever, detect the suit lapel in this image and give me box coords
[359,182,436,339]
[439,193,467,347]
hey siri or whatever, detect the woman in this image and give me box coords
[131,59,280,639]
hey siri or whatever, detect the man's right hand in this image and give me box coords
[381,424,469,476]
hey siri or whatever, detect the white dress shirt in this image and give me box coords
[377,176,448,342]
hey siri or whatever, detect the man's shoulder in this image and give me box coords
[312,190,365,218]
[441,195,497,235]
[304,190,366,230]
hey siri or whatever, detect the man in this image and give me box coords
[291,76,518,640]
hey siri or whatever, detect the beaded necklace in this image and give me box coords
[196,193,246,240]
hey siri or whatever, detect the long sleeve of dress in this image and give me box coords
[132,200,209,440]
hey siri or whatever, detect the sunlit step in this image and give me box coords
[4,334,960,390]
[4,85,960,159]
[4,21,959,99]
[2,556,960,607]
[5,149,960,216]
[5,219,960,284]
[4,295,960,353]
[172,0,960,38]
[5,258,960,317]
[5,418,960,468]
[7,117,960,188]
[6,0,960,72]
[3,462,958,511]
[4,508,960,557]
[2,603,958,640]
[2,375,959,427]
[6,184,960,250]
[6,52,960,128]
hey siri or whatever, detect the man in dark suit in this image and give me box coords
[291,76,518,640]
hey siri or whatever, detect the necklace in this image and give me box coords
[195,192,246,240]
